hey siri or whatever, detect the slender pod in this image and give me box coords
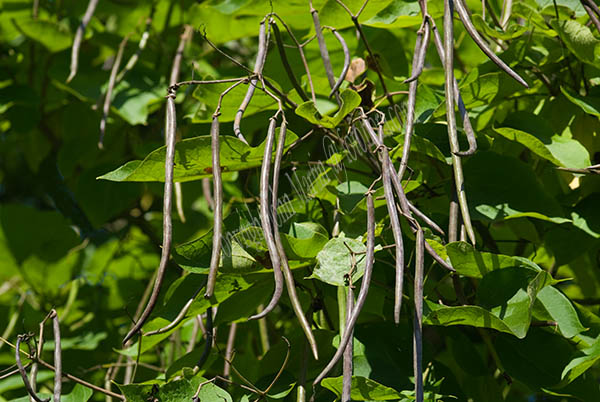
[248,117,284,320]
[123,91,177,345]
[398,19,430,181]
[99,35,129,149]
[313,189,376,385]
[196,309,213,369]
[408,202,445,236]
[116,9,154,83]
[223,323,237,378]
[16,335,49,402]
[360,111,453,270]
[67,0,99,83]
[582,0,600,34]
[233,19,269,145]
[583,0,600,17]
[144,290,200,336]
[271,122,319,359]
[413,228,424,402]
[205,115,223,299]
[443,0,476,246]
[342,287,354,402]
[328,27,350,98]
[448,194,459,243]
[454,0,528,87]
[270,14,316,103]
[430,21,477,156]
[404,19,430,84]
[29,311,51,398]
[377,126,405,324]
[272,22,308,101]
[51,311,61,402]
[310,4,336,89]
[168,26,194,224]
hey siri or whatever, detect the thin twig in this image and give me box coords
[249,116,284,320]
[144,290,200,336]
[67,0,99,83]
[313,189,375,385]
[122,87,177,345]
[99,35,129,149]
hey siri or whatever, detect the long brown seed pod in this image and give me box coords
[342,286,354,402]
[443,0,476,246]
[99,36,129,149]
[51,311,61,402]
[361,112,453,271]
[328,27,350,98]
[272,22,308,101]
[270,13,316,103]
[310,3,336,90]
[582,0,600,33]
[223,322,237,378]
[377,124,405,324]
[144,290,199,336]
[248,117,284,320]
[454,0,528,88]
[205,115,223,299]
[233,19,269,145]
[67,0,99,83]
[413,228,424,402]
[313,189,376,385]
[169,26,194,224]
[430,20,477,156]
[122,90,177,345]
[271,122,319,359]
[196,308,213,369]
[398,19,430,181]
[29,310,51,398]
[16,335,49,402]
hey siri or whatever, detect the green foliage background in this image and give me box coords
[1,0,600,400]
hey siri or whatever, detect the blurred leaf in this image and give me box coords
[13,18,72,52]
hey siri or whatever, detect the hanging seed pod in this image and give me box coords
[123,90,177,345]
[67,0,99,83]
[413,228,425,402]
[248,117,284,320]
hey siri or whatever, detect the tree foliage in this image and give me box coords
[1,0,600,401]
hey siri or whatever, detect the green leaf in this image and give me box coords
[446,241,541,279]
[471,14,528,40]
[562,338,600,384]
[98,130,298,182]
[295,89,361,128]
[561,86,600,117]
[551,19,600,66]
[14,18,72,52]
[61,384,93,402]
[534,286,586,338]
[493,127,590,168]
[334,181,369,214]
[391,133,447,163]
[280,222,329,260]
[321,376,403,400]
[425,304,515,335]
[312,236,367,286]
